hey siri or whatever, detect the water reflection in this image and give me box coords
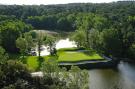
[56,38,76,49]
[89,62,135,89]
[35,38,76,56]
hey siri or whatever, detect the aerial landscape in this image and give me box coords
[0,0,135,89]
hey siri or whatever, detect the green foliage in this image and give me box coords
[0,15,16,22]
[41,61,89,89]
[88,29,100,51]
[16,32,34,59]
[2,84,16,89]
[42,61,61,78]
[0,46,8,63]
[71,13,107,49]
[70,30,86,47]
[0,1,134,32]
[0,60,70,89]
[34,31,46,59]
[65,66,89,89]
[99,29,123,57]
[24,32,35,49]
[16,36,28,58]
[45,34,56,55]
[33,31,57,58]
[0,20,32,53]
[0,60,32,89]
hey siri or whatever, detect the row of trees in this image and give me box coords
[25,13,76,31]
[0,1,134,19]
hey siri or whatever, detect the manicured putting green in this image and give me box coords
[58,51,104,62]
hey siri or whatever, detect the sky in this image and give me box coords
[0,0,119,5]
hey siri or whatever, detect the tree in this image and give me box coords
[99,29,123,58]
[66,66,89,89]
[88,29,101,52]
[0,46,8,63]
[0,60,32,89]
[72,13,107,49]
[70,30,86,48]
[0,20,32,53]
[45,35,56,55]
[23,32,35,51]
[16,32,35,59]
[57,17,73,31]
[16,36,28,59]
[35,31,46,59]
[41,61,89,89]
[0,59,87,89]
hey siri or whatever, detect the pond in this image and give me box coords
[89,62,135,89]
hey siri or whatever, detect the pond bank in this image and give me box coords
[59,56,119,70]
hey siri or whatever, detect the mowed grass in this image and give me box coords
[25,55,57,71]
[26,56,39,71]
[58,51,104,62]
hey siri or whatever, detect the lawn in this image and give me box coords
[58,51,104,62]
[25,55,57,71]
[26,56,39,71]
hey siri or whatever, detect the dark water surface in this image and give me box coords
[89,62,135,89]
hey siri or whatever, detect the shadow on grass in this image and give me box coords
[83,50,96,56]
[57,47,85,52]
[21,56,44,71]
[21,57,26,64]
[37,55,58,71]
[37,57,44,71]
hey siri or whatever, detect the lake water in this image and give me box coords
[89,62,135,89]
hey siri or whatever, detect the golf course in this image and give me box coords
[24,39,106,71]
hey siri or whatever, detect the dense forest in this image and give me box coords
[0,1,135,59]
[0,1,134,31]
[0,1,135,89]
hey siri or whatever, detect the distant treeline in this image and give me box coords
[0,1,134,31]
